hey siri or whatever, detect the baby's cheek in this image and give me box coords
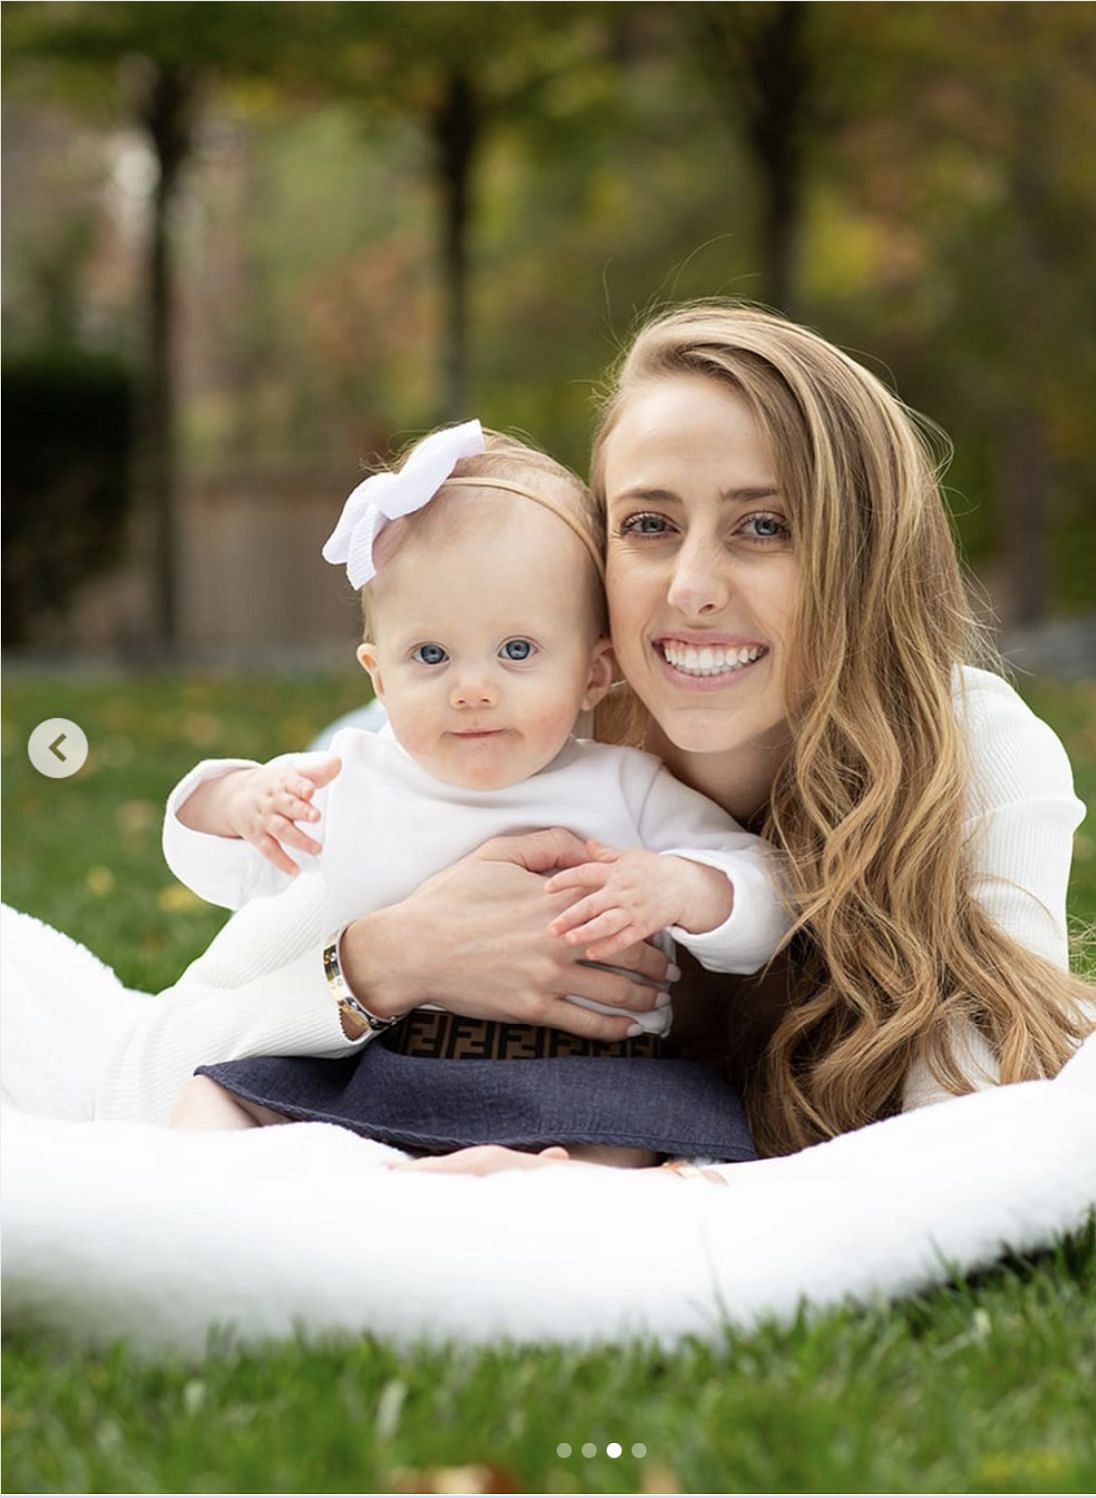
[527,703,578,746]
[384,708,435,762]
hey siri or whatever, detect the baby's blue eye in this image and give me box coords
[500,638,535,661]
[412,643,448,665]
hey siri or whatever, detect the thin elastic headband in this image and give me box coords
[444,476,605,582]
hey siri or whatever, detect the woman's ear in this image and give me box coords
[581,637,616,712]
[356,642,384,700]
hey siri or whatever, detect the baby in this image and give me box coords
[166,422,791,1166]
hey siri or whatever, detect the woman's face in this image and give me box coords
[603,373,798,760]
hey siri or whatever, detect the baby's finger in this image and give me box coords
[564,909,630,949]
[274,787,321,825]
[548,889,612,938]
[267,816,323,857]
[252,832,301,876]
[544,862,609,895]
[301,755,342,789]
[586,838,622,863]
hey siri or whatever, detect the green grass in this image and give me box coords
[2,671,1095,1495]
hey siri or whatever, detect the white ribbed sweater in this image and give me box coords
[95,667,1086,1127]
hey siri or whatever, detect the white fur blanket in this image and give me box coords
[3,906,1095,1361]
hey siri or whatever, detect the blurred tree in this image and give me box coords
[680,0,819,313]
[797,2,1096,624]
[3,1,294,651]
[267,2,620,420]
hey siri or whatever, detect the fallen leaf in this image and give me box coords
[85,866,115,896]
[158,884,204,912]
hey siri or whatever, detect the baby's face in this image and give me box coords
[358,505,612,790]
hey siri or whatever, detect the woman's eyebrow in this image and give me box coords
[609,486,681,505]
[721,486,780,502]
[610,485,781,504]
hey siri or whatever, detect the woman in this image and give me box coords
[26,303,1091,1172]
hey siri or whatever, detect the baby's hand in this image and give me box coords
[544,840,733,962]
[223,756,342,876]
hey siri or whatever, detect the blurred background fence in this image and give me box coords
[2,0,1094,663]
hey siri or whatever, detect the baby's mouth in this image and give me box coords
[655,640,768,678]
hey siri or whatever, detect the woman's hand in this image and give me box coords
[338,828,674,1041]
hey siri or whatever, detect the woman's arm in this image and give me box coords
[97,831,673,1123]
[902,670,1087,1111]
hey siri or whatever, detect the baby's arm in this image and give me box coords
[163,753,340,910]
[547,841,732,961]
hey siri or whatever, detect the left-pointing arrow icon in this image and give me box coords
[29,718,88,778]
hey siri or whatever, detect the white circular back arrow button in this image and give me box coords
[28,718,89,779]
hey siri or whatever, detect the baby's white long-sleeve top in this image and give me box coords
[163,724,793,1038]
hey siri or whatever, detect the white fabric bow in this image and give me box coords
[322,419,485,588]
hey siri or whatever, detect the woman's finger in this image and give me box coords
[584,925,649,963]
[586,838,621,863]
[554,966,664,1017]
[605,940,677,987]
[473,827,591,875]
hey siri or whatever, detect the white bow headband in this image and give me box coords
[322,418,604,588]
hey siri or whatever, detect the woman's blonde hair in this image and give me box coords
[591,302,1092,1156]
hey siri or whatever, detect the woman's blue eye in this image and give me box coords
[412,643,448,665]
[619,512,671,537]
[500,638,535,661]
[742,513,789,542]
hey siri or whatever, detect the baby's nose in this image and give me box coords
[450,676,498,709]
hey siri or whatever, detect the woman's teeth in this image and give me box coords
[660,642,765,676]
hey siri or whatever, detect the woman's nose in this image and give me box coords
[450,674,499,709]
[665,539,730,617]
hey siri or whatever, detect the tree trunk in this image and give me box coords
[431,69,479,422]
[134,60,199,654]
[686,2,812,315]
[745,2,810,314]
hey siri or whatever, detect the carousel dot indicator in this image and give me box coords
[581,1442,597,1458]
[631,1443,648,1459]
[606,1442,622,1459]
[556,1443,572,1459]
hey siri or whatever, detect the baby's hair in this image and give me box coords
[359,428,607,639]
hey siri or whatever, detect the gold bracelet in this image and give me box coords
[322,926,403,1039]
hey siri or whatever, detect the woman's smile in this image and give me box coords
[653,632,770,689]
